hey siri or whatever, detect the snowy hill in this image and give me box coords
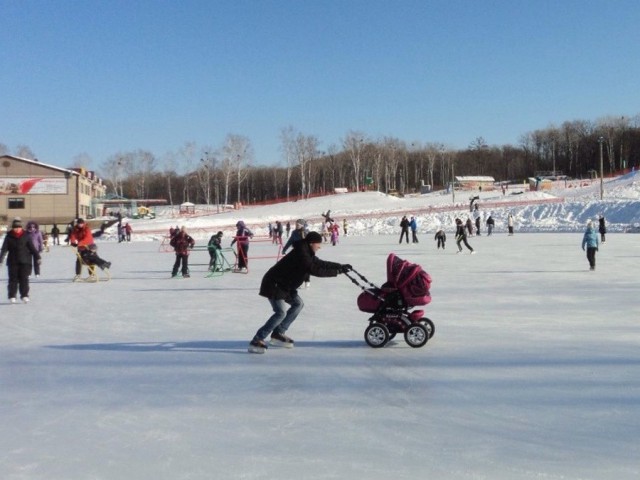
[103,171,640,242]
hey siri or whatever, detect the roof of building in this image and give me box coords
[0,154,79,176]
[455,176,496,182]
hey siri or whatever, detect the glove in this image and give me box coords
[340,264,352,274]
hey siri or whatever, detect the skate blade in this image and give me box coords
[248,346,266,354]
[269,339,294,348]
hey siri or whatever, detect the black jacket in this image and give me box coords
[0,229,41,266]
[259,242,341,301]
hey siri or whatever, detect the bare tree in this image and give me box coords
[280,126,296,201]
[178,141,197,202]
[161,151,178,206]
[293,132,319,198]
[343,131,365,192]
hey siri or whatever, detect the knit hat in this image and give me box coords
[296,218,305,228]
[11,217,22,228]
[216,231,223,236]
[306,231,323,244]
[77,218,85,224]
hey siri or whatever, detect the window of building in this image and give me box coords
[8,197,25,209]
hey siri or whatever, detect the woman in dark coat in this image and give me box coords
[248,231,351,354]
[0,218,41,303]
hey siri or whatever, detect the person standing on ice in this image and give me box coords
[0,217,41,304]
[486,214,495,236]
[399,215,410,244]
[598,215,607,243]
[248,231,351,354]
[507,213,515,235]
[410,216,419,243]
[230,220,253,272]
[455,218,475,254]
[170,226,195,278]
[434,229,446,249]
[582,220,599,271]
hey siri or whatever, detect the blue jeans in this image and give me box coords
[254,294,304,341]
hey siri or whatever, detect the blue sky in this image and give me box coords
[1,0,639,169]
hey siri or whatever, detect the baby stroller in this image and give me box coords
[345,253,434,348]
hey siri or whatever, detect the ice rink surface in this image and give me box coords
[1,232,639,480]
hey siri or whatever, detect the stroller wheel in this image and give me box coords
[364,323,390,348]
[404,323,429,348]
[420,318,435,339]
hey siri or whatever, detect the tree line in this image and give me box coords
[3,113,639,206]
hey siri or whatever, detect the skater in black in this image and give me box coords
[399,215,410,244]
[207,231,223,271]
[455,218,474,254]
[486,215,495,236]
[170,227,195,278]
[0,218,41,304]
[434,229,446,249]
[598,215,606,243]
[248,232,351,354]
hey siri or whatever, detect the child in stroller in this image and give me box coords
[347,253,434,348]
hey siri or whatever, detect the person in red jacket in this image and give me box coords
[69,218,111,279]
[0,217,41,303]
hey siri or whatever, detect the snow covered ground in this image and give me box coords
[2,173,640,479]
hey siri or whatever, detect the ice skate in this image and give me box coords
[270,332,294,348]
[9,298,17,304]
[22,297,30,303]
[248,339,268,354]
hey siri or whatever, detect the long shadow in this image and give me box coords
[45,339,365,354]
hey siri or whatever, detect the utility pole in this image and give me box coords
[598,136,604,200]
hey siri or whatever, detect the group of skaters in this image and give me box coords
[0,216,112,303]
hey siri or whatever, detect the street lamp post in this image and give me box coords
[598,136,604,200]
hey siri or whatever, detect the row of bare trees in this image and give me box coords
[3,114,640,206]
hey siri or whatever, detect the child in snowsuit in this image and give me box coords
[170,226,195,278]
[230,220,253,271]
[207,231,223,271]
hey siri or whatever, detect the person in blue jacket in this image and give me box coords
[581,220,599,271]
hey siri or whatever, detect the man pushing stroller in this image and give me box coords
[248,231,352,354]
